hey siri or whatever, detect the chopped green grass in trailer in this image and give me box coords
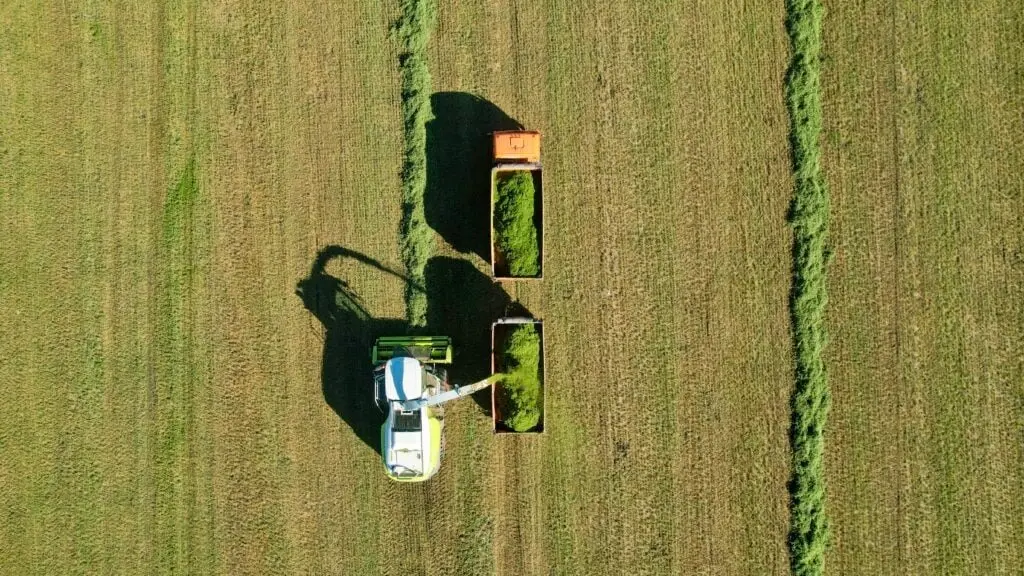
[494,170,540,277]
[493,323,543,433]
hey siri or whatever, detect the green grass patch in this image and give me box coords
[497,323,542,432]
[783,0,831,574]
[395,0,436,326]
[156,159,202,573]
[494,170,540,277]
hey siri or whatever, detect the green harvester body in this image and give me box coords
[371,336,453,365]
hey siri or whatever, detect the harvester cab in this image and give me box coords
[372,336,498,482]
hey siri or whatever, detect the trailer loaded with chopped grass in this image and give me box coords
[491,130,543,279]
[491,317,545,433]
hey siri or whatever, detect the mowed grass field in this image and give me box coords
[821,0,1024,573]
[0,1,410,573]
[427,0,795,573]
[0,2,1020,576]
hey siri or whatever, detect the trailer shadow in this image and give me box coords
[424,256,530,413]
[425,92,522,261]
[296,246,529,454]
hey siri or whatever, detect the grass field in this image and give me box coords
[821,0,1024,573]
[0,1,1020,575]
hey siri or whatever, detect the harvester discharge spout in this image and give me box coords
[398,373,501,411]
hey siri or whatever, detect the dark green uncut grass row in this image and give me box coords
[395,0,436,326]
[784,0,831,575]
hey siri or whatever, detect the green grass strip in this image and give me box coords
[784,0,831,574]
[395,0,436,326]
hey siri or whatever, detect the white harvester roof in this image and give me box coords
[383,357,426,477]
[384,357,423,401]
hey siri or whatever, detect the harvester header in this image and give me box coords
[372,336,452,364]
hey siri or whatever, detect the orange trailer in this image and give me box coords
[493,130,541,163]
[490,130,544,279]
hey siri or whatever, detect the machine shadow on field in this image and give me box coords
[425,92,522,261]
[296,246,528,454]
[424,256,529,413]
[295,246,406,453]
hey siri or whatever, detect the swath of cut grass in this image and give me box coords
[395,0,436,326]
[497,323,541,432]
[495,171,540,277]
[783,0,831,574]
